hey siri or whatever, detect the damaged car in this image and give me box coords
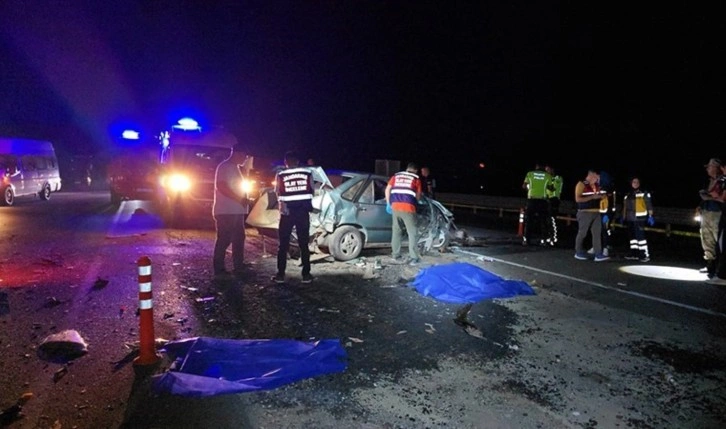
[246,167,456,261]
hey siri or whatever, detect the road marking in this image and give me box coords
[452,247,726,319]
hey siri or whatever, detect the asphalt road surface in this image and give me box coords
[1,191,724,429]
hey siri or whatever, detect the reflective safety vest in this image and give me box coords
[624,190,651,218]
[276,167,313,211]
[524,170,551,199]
[599,192,616,214]
[546,175,563,199]
[577,181,602,211]
[389,171,419,209]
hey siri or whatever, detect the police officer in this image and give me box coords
[544,164,563,246]
[522,162,552,246]
[272,151,314,284]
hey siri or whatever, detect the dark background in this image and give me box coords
[1,1,723,207]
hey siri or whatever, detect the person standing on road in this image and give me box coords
[574,169,609,261]
[621,177,654,262]
[544,164,563,246]
[385,162,423,265]
[272,151,315,284]
[697,158,723,278]
[420,166,436,199]
[591,170,616,257]
[522,162,552,246]
[212,143,251,278]
[705,163,726,285]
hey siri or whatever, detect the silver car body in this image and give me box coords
[247,167,455,261]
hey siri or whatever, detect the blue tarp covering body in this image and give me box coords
[151,337,347,397]
[412,262,536,303]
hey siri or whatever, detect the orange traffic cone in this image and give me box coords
[134,256,160,366]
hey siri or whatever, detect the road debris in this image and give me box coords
[0,393,33,426]
[362,266,379,280]
[53,365,68,382]
[43,296,62,308]
[92,277,109,290]
[424,323,436,334]
[38,329,88,362]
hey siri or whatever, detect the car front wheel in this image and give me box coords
[328,225,363,261]
[2,186,14,206]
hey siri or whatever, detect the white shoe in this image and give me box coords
[699,266,709,273]
[705,277,726,286]
[587,247,595,255]
[602,248,609,257]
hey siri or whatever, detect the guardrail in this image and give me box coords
[436,193,701,238]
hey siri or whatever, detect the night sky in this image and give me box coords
[1,1,723,207]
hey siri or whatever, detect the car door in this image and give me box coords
[352,176,392,244]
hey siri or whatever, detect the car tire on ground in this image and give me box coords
[2,186,14,206]
[328,225,363,261]
[39,183,51,201]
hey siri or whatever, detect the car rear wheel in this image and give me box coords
[39,183,51,201]
[328,225,363,261]
[1,186,13,206]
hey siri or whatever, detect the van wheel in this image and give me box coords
[328,225,363,261]
[1,187,14,206]
[39,183,52,201]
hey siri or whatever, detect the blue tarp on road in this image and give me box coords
[151,337,347,397]
[412,262,536,304]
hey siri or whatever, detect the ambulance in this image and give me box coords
[155,119,254,227]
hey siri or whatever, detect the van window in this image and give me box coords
[21,155,37,171]
[35,156,49,170]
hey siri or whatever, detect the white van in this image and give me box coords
[0,137,62,206]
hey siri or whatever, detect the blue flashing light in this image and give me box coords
[173,117,201,131]
[122,130,140,140]
[160,131,170,148]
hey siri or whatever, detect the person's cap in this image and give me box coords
[704,158,722,167]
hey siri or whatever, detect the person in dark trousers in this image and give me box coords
[621,177,654,262]
[544,164,563,246]
[272,151,314,284]
[212,143,251,278]
[589,170,616,257]
[522,162,552,246]
[420,166,436,199]
[698,158,723,278]
[706,163,726,286]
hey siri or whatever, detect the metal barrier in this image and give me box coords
[436,193,701,238]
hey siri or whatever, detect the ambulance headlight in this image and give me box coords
[166,173,192,192]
